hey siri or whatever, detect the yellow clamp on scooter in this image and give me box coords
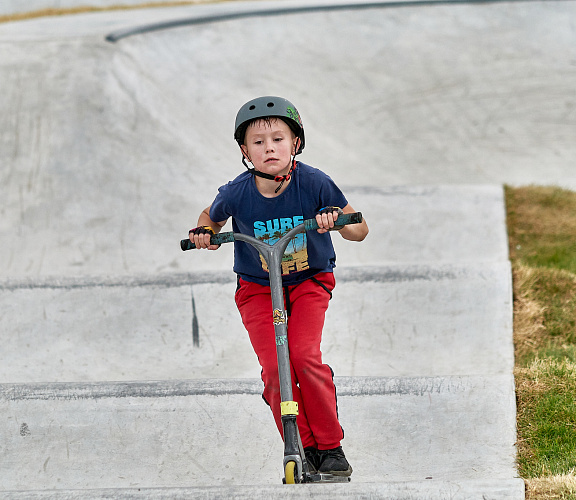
[280,401,299,416]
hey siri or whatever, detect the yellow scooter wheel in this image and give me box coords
[284,461,297,484]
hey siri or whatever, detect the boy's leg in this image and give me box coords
[286,272,345,451]
[288,273,352,475]
[235,278,316,448]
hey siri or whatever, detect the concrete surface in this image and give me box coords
[332,184,509,266]
[3,0,571,497]
[0,185,511,383]
[0,262,513,383]
[0,376,520,490]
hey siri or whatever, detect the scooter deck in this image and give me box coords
[304,473,351,483]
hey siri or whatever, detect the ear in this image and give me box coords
[240,145,251,162]
[292,137,301,156]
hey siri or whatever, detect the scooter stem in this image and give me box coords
[234,223,308,406]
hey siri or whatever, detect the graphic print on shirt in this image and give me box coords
[253,216,309,275]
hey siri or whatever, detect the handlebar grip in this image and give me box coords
[180,212,362,251]
[180,231,235,251]
[303,211,363,231]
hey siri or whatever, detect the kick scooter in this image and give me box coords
[181,211,363,484]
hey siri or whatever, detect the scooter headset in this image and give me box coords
[234,96,305,194]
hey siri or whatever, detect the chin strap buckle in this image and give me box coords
[275,173,291,183]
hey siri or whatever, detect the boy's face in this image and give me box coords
[241,118,299,177]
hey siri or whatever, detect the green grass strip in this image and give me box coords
[506,185,576,498]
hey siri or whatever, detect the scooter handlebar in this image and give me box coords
[181,211,363,251]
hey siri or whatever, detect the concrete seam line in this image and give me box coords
[0,262,508,290]
[105,0,573,42]
[0,379,264,400]
[0,271,236,290]
[0,374,512,400]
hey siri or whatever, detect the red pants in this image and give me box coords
[235,272,343,450]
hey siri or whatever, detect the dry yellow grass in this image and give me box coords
[513,264,548,360]
[506,186,576,273]
[525,474,576,499]
[512,263,576,364]
[0,0,237,24]
[507,186,576,239]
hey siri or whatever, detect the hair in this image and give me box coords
[239,117,298,145]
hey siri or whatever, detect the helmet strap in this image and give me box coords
[240,151,298,194]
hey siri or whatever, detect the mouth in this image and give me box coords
[265,158,279,163]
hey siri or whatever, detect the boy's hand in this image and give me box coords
[316,206,344,233]
[189,226,220,250]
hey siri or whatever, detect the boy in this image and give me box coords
[189,96,368,475]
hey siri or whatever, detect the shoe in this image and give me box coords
[304,446,320,474]
[317,446,353,476]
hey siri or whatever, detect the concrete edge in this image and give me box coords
[0,478,527,499]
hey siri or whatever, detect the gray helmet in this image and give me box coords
[234,96,305,154]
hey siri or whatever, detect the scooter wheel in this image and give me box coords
[284,461,297,484]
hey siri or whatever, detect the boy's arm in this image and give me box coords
[190,205,228,250]
[316,203,369,242]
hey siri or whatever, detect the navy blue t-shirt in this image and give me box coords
[209,162,348,286]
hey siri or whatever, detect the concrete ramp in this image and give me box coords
[0,184,511,383]
[0,262,512,383]
[0,184,521,498]
[1,377,522,497]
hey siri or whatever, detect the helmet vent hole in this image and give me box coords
[267,102,274,107]
[249,105,256,110]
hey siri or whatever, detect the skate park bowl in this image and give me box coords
[0,0,575,277]
[1,0,575,497]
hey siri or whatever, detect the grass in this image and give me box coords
[506,186,576,499]
[526,475,576,500]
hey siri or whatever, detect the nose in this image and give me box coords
[265,139,275,153]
